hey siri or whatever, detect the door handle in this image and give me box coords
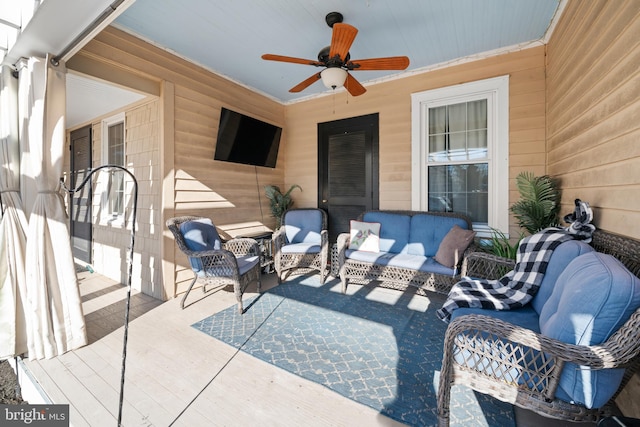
[322,199,328,203]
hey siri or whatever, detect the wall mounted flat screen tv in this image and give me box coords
[214,107,282,168]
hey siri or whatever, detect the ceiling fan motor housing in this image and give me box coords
[318,46,349,67]
[325,12,343,27]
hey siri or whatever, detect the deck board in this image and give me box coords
[22,270,405,426]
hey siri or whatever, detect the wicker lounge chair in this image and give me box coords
[167,216,261,313]
[437,229,640,425]
[272,208,329,283]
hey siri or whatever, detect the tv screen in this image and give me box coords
[214,107,282,168]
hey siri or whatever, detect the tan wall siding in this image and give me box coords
[285,46,546,237]
[546,0,640,239]
[87,101,163,299]
[76,26,285,299]
[546,0,640,416]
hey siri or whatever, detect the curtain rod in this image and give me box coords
[51,0,127,66]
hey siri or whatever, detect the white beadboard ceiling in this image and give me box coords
[113,0,563,103]
[2,0,564,126]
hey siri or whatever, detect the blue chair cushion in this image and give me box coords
[180,218,222,272]
[284,209,323,244]
[539,252,640,408]
[362,212,410,253]
[281,242,321,254]
[407,214,470,257]
[531,240,594,315]
[198,255,259,278]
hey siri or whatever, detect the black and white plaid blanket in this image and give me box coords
[436,228,581,322]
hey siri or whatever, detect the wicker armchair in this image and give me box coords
[272,208,328,284]
[438,229,640,425]
[167,216,261,313]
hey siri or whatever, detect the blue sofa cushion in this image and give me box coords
[180,218,222,272]
[362,212,410,253]
[539,252,640,408]
[451,305,541,332]
[284,209,323,244]
[407,214,470,257]
[345,250,456,276]
[531,240,594,315]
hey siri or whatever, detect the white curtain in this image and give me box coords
[0,66,29,359]
[24,55,86,360]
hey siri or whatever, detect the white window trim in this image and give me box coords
[100,112,126,226]
[411,75,510,237]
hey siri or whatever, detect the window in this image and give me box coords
[101,113,125,220]
[411,76,509,237]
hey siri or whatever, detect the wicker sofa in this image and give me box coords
[336,210,475,295]
[437,229,640,425]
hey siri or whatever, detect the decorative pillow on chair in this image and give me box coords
[180,218,222,251]
[349,220,381,252]
[434,224,476,268]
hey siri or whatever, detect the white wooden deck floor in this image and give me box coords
[20,269,407,427]
[19,268,595,427]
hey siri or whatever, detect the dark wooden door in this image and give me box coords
[318,113,379,243]
[70,125,92,263]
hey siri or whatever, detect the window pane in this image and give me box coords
[428,134,446,161]
[107,121,125,216]
[447,103,466,133]
[448,132,466,161]
[467,100,487,130]
[108,122,124,166]
[428,106,446,134]
[468,130,487,159]
[428,164,488,224]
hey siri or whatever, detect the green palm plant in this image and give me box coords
[510,172,561,235]
[483,228,522,260]
[264,184,302,229]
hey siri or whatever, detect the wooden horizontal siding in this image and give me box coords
[546,0,640,240]
[285,46,547,225]
[79,26,285,299]
[546,2,640,416]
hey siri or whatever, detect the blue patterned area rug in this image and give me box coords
[192,275,515,427]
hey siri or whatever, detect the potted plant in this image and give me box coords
[264,184,302,229]
[510,171,561,235]
[482,172,561,261]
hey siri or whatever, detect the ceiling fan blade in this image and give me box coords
[345,73,366,96]
[347,56,410,70]
[262,54,323,67]
[289,73,321,93]
[329,23,358,62]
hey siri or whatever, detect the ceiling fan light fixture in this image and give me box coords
[320,67,347,89]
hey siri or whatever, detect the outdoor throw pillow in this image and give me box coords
[434,224,476,268]
[349,220,381,252]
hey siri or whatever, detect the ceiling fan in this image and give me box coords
[261,12,410,97]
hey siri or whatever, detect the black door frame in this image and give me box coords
[317,113,380,241]
[70,125,93,263]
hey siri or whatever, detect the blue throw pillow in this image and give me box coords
[362,212,410,253]
[284,210,322,244]
[180,218,222,251]
[539,252,640,408]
